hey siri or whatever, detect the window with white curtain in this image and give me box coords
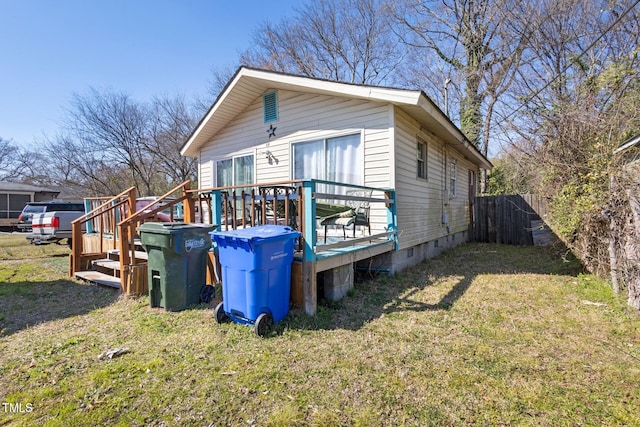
[292,133,363,191]
[216,154,254,187]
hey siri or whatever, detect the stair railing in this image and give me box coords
[70,187,136,277]
[116,180,194,292]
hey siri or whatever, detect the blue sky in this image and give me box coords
[0,0,299,147]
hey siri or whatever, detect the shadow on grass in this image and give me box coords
[46,252,72,258]
[280,241,585,333]
[0,279,120,337]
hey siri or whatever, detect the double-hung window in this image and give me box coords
[449,158,457,198]
[292,133,363,192]
[216,154,254,187]
[417,139,427,179]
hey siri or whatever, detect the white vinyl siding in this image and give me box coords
[446,153,475,231]
[393,107,475,250]
[198,89,394,233]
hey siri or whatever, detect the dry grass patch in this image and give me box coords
[1,235,639,426]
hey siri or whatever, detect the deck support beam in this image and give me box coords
[301,180,317,316]
[302,259,317,316]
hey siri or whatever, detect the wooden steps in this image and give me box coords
[75,270,121,289]
[92,259,121,277]
[74,248,148,290]
[107,249,148,261]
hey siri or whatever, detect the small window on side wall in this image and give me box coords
[263,91,278,123]
[449,158,457,198]
[417,139,427,179]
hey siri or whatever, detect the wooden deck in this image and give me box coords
[69,179,397,316]
[312,239,395,272]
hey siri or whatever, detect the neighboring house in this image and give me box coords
[181,67,491,311]
[0,181,60,229]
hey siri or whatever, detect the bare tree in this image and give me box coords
[239,0,406,85]
[38,133,122,196]
[146,94,199,187]
[37,89,201,197]
[396,0,532,161]
[202,65,236,109]
[0,137,26,181]
[62,88,158,196]
[510,0,640,181]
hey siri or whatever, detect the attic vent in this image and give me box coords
[263,91,278,123]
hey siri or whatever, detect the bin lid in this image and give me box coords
[138,222,216,234]
[211,225,300,244]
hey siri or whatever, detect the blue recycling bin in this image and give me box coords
[210,225,301,336]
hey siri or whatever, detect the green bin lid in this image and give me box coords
[138,222,215,234]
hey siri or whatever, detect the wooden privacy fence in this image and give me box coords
[474,194,549,245]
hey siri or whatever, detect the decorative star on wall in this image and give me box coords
[267,124,277,138]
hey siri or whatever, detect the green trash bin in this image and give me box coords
[138,222,215,311]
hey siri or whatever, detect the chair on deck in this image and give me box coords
[319,189,372,243]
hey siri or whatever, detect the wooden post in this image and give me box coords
[385,190,397,250]
[297,184,303,250]
[241,190,247,228]
[121,189,137,291]
[182,181,195,223]
[251,189,256,227]
[211,190,222,231]
[261,187,267,225]
[284,188,290,226]
[70,218,83,276]
[206,251,217,285]
[119,222,129,293]
[84,199,93,234]
[231,190,238,229]
[301,180,317,316]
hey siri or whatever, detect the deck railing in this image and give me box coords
[70,187,136,277]
[71,179,396,312]
[301,179,397,259]
[69,181,194,292]
[83,196,120,235]
[191,179,397,258]
[116,181,194,292]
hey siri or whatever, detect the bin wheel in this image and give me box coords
[214,302,230,324]
[254,313,273,337]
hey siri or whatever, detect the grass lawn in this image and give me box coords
[1,232,639,426]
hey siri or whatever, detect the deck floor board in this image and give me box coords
[75,271,121,289]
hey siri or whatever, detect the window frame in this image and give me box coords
[290,132,364,186]
[449,158,457,198]
[215,153,255,187]
[416,138,428,180]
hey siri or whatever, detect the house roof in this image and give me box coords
[0,181,60,194]
[181,66,492,169]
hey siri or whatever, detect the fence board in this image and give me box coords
[474,194,547,245]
